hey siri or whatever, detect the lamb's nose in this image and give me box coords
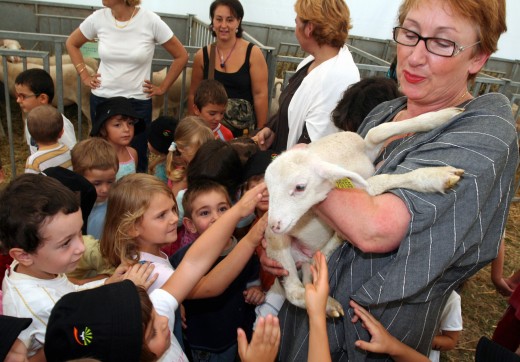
[271,221,280,232]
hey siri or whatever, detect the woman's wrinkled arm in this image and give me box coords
[314,188,410,253]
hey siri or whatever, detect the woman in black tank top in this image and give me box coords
[188,0,269,134]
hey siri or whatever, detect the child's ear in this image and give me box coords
[9,248,35,267]
[128,223,141,238]
[192,104,201,116]
[38,93,50,105]
[183,217,197,234]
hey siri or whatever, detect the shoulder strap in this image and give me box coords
[245,42,254,66]
[208,43,216,80]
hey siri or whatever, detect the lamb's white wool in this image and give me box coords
[263,107,464,317]
[151,67,192,120]
[0,39,22,63]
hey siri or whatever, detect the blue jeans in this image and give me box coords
[190,343,238,362]
[90,94,152,172]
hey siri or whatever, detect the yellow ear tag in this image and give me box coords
[335,177,355,189]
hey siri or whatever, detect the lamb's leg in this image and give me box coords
[364,107,463,161]
[265,228,304,309]
[266,229,344,317]
[366,166,464,196]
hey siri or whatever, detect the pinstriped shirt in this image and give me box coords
[278,93,519,361]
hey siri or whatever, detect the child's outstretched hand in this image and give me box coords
[237,314,280,362]
[122,262,158,290]
[236,182,267,218]
[350,300,429,361]
[305,251,329,318]
[244,213,268,248]
[244,285,266,305]
[351,300,396,354]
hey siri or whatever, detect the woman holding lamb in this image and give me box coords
[260,0,518,360]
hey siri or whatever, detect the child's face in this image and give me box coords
[248,176,269,213]
[25,210,85,279]
[144,309,170,358]
[104,115,136,146]
[195,103,226,130]
[83,168,117,203]
[14,83,46,114]
[185,190,230,234]
[134,192,178,252]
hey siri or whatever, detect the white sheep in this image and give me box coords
[264,107,464,317]
[20,54,99,73]
[151,67,192,120]
[0,39,22,62]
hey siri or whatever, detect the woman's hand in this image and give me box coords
[143,79,166,97]
[253,127,275,151]
[258,240,288,277]
[81,72,101,89]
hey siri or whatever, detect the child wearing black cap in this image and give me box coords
[90,97,145,180]
[0,315,32,362]
[147,116,178,183]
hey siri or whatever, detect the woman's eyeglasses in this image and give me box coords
[393,27,480,57]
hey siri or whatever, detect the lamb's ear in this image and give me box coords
[312,161,369,189]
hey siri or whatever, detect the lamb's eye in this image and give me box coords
[295,184,306,192]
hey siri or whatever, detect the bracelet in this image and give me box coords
[75,63,85,69]
[77,66,87,75]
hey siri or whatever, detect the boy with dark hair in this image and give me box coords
[0,174,153,359]
[193,79,234,141]
[15,68,76,154]
[171,180,264,361]
[24,105,72,173]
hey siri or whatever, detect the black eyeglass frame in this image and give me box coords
[393,26,480,58]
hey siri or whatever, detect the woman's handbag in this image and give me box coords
[208,44,256,135]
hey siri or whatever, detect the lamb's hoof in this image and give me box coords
[326,297,344,318]
[443,167,464,189]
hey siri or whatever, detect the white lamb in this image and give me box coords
[264,107,465,317]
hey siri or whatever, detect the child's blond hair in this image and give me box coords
[166,116,213,183]
[100,173,175,267]
[71,138,119,176]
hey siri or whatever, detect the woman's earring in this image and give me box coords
[235,28,238,34]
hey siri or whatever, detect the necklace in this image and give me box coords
[455,88,469,105]
[113,6,137,29]
[216,39,238,70]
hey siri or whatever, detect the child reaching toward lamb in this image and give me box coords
[170,180,264,360]
[44,181,268,361]
[99,173,268,360]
